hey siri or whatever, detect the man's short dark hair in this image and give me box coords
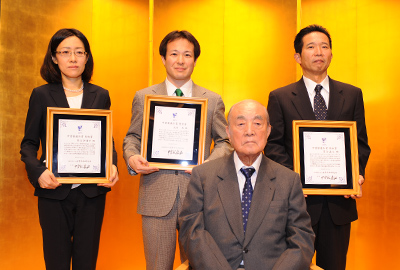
[40,28,94,83]
[159,30,201,61]
[294,24,332,54]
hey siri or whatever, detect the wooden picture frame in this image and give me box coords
[141,95,208,170]
[46,107,112,183]
[292,120,360,195]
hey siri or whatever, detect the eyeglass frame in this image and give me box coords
[54,50,88,58]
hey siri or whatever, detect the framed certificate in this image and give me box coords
[46,107,113,183]
[292,120,360,195]
[141,95,208,170]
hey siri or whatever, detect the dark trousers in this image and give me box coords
[313,199,351,270]
[38,187,106,270]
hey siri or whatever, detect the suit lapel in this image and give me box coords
[153,82,168,95]
[192,82,205,98]
[327,78,344,120]
[49,84,70,108]
[291,78,316,120]
[217,155,245,243]
[243,156,276,246]
[81,83,96,109]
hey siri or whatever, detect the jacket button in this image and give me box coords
[243,248,248,253]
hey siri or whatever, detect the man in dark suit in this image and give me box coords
[264,25,371,270]
[123,30,231,270]
[179,100,315,270]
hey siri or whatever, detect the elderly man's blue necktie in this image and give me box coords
[240,167,255,233]
[314,84,327,120]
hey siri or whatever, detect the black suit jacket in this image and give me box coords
[264,77,370,225]
[20,83,118,200]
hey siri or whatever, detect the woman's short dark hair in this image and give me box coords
[159,30,201,61]
[40,28,94,83]
[294,24,332,55]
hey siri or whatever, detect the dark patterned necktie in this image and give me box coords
[175,88,183,97]
[314,84,327,120]
[240,167,255,233]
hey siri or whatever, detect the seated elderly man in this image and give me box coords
[179,99,315,270]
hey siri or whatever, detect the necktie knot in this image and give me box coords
[175,88,183,97]
[315,84,323,93]
[240,167,255,179]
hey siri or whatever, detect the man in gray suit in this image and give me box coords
[179,100,315,270]
[123,30,231,270]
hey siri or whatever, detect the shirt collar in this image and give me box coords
[303,75,330,96]
[233,151,262,174]
[165,78,193,97]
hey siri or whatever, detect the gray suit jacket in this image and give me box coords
[179,153,315,270]
[123,81,232,216]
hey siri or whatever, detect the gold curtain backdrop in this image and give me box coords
[0,0,399,269]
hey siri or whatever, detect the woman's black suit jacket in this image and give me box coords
[20,83,118,200]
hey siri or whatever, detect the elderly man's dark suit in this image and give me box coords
[264,77,371,269]
[179,154,315,270]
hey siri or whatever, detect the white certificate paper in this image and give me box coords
[151,106,196,160]
[303,131,347,185]
[57,119,102,173]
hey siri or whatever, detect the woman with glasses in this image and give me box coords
[20,28,119,270]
